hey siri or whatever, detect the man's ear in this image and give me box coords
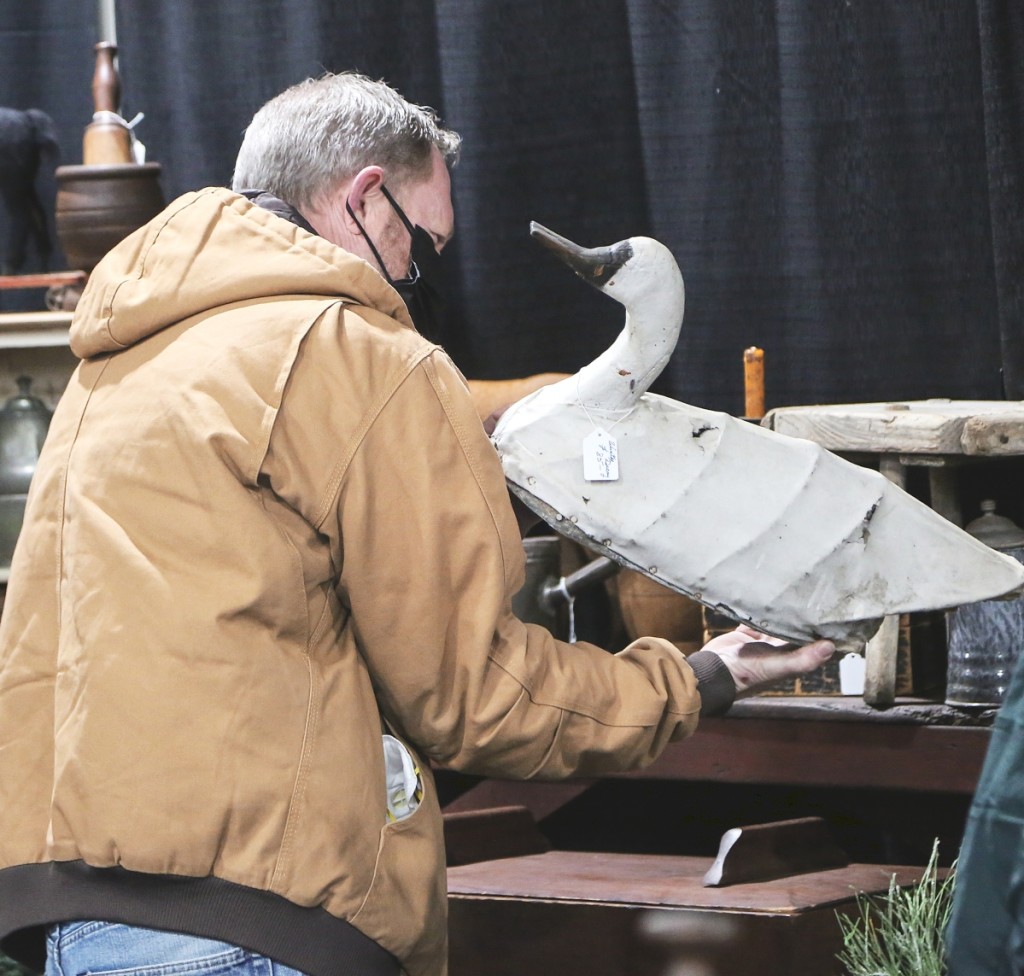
[344,165,386,233]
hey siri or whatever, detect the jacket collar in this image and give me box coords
[239,189,318,237]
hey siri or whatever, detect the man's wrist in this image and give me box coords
[686,650,736,716]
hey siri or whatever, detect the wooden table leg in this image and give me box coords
[864,614,899,707]
[928,466,962,527]
[864,457,906,707]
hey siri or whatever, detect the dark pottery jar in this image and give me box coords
[0,377,53,568]
[946,500,1024,707]
[55,162,164,273]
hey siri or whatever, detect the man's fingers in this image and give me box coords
[724,637,837,695]
[734,624,763,639]
[785,639,837,672]
[806,638,837,660]
[734,624,790,647]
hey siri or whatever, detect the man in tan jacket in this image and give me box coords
[0,73,833,976]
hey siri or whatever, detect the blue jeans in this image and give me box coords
[45,921,310,976]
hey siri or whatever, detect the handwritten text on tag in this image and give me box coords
[583,429,619,481]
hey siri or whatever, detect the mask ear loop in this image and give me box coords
[345,199,394,283]
[381,185,416,236]
[380,185,424,284]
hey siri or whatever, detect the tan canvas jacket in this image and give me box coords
[0,188,708,976]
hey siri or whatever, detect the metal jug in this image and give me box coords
[946,500,1024,707]
[0,376,52,569]
[512,536,619,642]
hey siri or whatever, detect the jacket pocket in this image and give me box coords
[352,761,448,976]
[382,733,424,823]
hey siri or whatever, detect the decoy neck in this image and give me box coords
[531,221,685,412]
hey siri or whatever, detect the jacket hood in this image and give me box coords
[71,187,414,359]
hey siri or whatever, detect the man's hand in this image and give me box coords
[703,625,836,697]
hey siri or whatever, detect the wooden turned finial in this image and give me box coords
[92,42,121,114]
[83,41,132,165]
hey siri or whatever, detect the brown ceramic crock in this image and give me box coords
[55,162,164,273]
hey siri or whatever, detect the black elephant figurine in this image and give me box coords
[0,108,60,275]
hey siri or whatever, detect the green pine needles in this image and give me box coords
[837,840,956,976]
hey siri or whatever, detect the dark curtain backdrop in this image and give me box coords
[1,0,1022,412]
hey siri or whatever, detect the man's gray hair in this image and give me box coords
[232,71,461,210]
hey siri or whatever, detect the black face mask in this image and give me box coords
[346,186,447,343]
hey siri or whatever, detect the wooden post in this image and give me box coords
[928,465,962,527]
[743,346,765,419]
[863,456,906,707]
[864,614,899,708]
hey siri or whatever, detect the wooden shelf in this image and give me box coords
[0,311,73,349]
[726,693,995,726]
[616,703,990,795]
[0,272,85,291]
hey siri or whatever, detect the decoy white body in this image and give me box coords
[492,224,1024,651]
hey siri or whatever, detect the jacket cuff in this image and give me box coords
[686,650,736,716]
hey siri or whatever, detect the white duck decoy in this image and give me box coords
[491,223,1024,651]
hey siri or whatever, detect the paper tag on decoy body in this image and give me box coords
[583,429,619,481]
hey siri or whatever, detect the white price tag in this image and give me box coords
[583,429,619,481]
[839,652,866,696]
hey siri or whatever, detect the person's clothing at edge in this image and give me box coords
[945,648,1024,975]
[45,922,308,976]
[0,187,734,976]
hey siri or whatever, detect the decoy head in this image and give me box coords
[530,222,682,310]
[530,222,634,290]
[527,221,684,409]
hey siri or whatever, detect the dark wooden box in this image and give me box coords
[448,850,932,976]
